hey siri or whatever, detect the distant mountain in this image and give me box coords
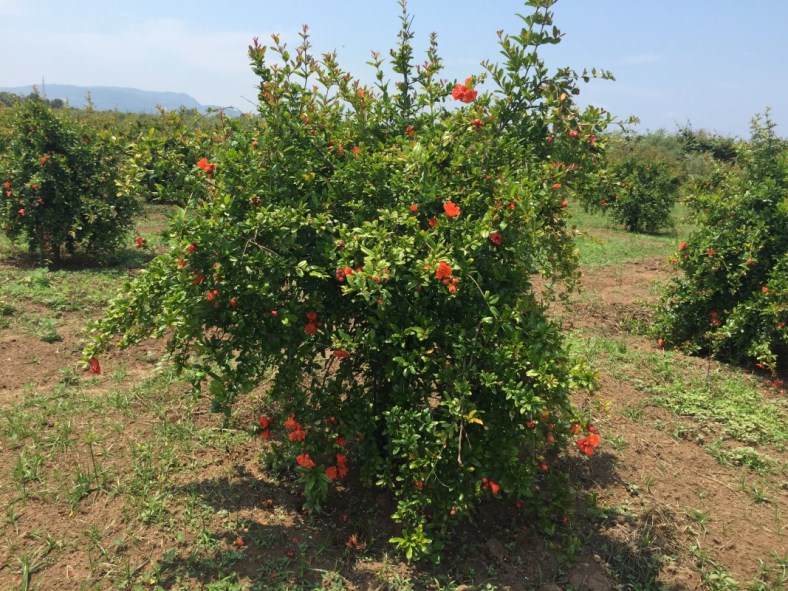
[0,84,207,113]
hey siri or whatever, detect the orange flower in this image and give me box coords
[452,77,477,103]
[296,453,315,469]
[289,427,307,442]
[443,200,461,218]
[679,241,687,250]
[551,183,562,190]
[196,157,216,175]
[435,261,452,280]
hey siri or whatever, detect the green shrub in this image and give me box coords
[0,97,140,262]
[655,113,788,373]
[85,0,609,558]
[117,109,215,206]
[606,156,680,234]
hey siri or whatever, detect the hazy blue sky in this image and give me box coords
[2,0,786,137]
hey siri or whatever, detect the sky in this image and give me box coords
[1,0,786,138]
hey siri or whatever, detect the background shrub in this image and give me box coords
[605,155,679,233]
[655,112,788,372]
[0,96,140,262]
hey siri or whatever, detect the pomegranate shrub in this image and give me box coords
[85,0,611,558]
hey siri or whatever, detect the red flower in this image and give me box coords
[2,181,10,190]
[17,209,25,216]
[452,77,478,103]
[336,268,346,282]
[196,158,216,176]
[589,135,597,146]
[447,284,457,294]
[333,349,351,359]
[443,200,461,218]
[570,424,581,435]
[206,289,219,302]
[409,204,418,214]
[576,433,601,456]
[193,274,204,285]
[435,261,453,280]
[546,135,554,143]
[335,436,347,447]
[428,217,438,228]
[761,285,769,293]
[283,416,300,430]
[270,310,278,317]
[470,118,483,131]
[488,480,500,495]
[233,537,245,547]
[488,232,502,245]
[259,430,271,439]
[304,323,317,334]
[296,454,315,469]
[568,130,579,139]
[325,466,338,480]
[289,427,307,442]
[258,416,272,430]
[561,200,568,208]
[186,243,197,253]
[707,248,715,256]
[679,241,687,251]
[526,419,537,429]
[39,155,49,164]
[229,298,238,309]
[306,311,318,322]
[352,146,360,158]
[551,183,562,190]
[177,257,187,269]
[87,357,101,375]
[405,124,416,137]
[134,236,146,249]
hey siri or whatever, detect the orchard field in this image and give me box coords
[0,1,786,589]
[0,202,785,590]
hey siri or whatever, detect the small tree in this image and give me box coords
[0,97,139,262]
[606,156,680,234]
[655,112,788,372]
[86,0,610,558]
